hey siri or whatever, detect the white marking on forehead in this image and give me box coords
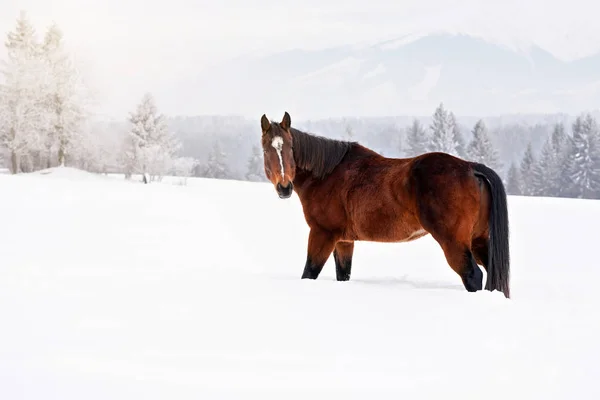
[271,136,285,179]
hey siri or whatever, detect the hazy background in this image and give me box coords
[3,0,600,117]
[2,0,600,199]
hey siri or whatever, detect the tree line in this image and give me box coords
[197,102,600,201]
[507,114,600,199]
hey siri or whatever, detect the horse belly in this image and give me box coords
[351,210,427,243]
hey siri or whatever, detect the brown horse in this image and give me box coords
[260,112,510,298]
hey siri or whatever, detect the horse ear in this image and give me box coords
[261,114,270,134]
[281,111,291,130]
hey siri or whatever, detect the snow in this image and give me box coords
[1,169,599,399]
[31,165,111,180]
[377,32,430,51]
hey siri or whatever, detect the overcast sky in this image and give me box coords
[2,0,600,117]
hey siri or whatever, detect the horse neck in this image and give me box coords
[290,128,354,180]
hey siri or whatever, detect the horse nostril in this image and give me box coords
[276,182,293,199]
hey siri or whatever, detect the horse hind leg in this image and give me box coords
[438,240,483,292]
[421,216,484,292]
[471,236,489,272]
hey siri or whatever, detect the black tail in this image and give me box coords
[471,162,511,299]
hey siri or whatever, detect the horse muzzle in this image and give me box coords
[276,182,294,199]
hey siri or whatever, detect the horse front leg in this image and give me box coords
[301,228,337,280]
[333,241,354,281]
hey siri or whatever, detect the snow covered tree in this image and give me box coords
[0,11,45,173]
[39,23,88,167]
[448,112,466,158]
[428,103,460,156]
[124,93,180,183]
[405,119,429,156]
[202,140,231,179]
[531,139,555,196]
[519,142,536,196]
[506,162,522,195]
[466,119,501,171]
[549,123,573,197]
[565,114,600,199]
[171,156,199,185]
[530,123,571,197]
[245,144,265,182]
[551,122,568,153]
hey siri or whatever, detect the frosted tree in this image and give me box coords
[405,119,429,156]
[39,23,88,167]
[531,124,571,197]
[551,122,568,152]
[429,103,460,156]
[144,140,180,182]
[125,93,180,183]
[171,156,199,185]
[245,144,265,181]
[203,140,231,179]
[121,132,137,180]
[519,142,536,196]
[565,114,600,199]
[549,123,573,197]
[448,112,466,158]
[530,139,555,196]
[0,11,44,173]
[466,119,501,171]
[506,162,522,195]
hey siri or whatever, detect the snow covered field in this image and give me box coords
[1,167,599,399]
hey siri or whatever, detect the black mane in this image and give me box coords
[290,128,356,179]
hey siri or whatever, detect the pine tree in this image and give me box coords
[245,144,265,181]
[549,123,573,197]
[531,123,571,197]
[429,103,460,156]
[466,119,501,171]
[531,138,555,196]
[125,93,180,183]
[551,122,568,153]
[448,112,466,158]
[565,114,600,199]
[203,140,231,179]
[0,11,44,173]
[506,162,522,195]
[405,119,429,156]
[519,142,536,196]
[40,23,87,167]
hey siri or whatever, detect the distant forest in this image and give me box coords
[125,103,600,200]
[17,101,600,201]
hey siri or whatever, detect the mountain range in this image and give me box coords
[165,33,600,119]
